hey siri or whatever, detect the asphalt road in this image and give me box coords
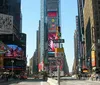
[0,77,100,85]
[0,78,49,85]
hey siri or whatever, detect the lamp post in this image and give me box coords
[11,60,14,77]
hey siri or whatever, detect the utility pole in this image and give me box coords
[11,60,14,77]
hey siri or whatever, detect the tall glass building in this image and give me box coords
[39,0,60,71]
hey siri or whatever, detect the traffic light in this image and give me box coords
[57,26,61,33]
[56,26,61,38]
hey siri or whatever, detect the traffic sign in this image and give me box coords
[55,52,64,57]
[53,39,65,43]
[55,48,64,53]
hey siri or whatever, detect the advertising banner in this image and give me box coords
[5,45,24,57]
[91,51,96,67]
[48,33,58,52]
[48,17,58,32]
[0,13,13,34]
[46,0,58,11]
[47,11,58,33]
[0,56,3,68]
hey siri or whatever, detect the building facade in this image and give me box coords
[39,0,60,72]
[83,0,100,73]
[39,0,69,76]
[77,0,86,74]
[0,0,22,33]
[0,0,27,74]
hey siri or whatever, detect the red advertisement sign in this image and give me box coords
[47,12,57,17]
[48,33,58,52]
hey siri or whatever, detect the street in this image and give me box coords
[0,77,100,85]
[0,78,49,85]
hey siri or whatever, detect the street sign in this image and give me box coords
[53,39,65,43]
[55,48,64,53]
[55,52,64,57]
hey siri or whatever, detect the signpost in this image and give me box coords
[53,38,65,85]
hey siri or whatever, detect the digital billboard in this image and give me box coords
[48,33,58,52]
[47,12,57,17]
[91,51,96,67]
[47,12,58,33]
[5,44,24,57]
[46,0,58,11]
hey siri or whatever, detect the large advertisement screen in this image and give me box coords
[91,51,96,67]
[5,44,24,57]
[47,12,57,17]
[47,12,58,33]
[48,33,58,52]
[46,0,58,11]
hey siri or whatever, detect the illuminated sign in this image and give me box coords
[5,45,24,57]
[52,19,55,22]
[47,12,57,17]
[91,51,96,67]
[48,28,56,32]
[48,33,58,52]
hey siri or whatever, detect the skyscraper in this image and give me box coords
[0,0,27,74]
[39,0,61,72]
[77,0,85,74]
[0,0,22,33]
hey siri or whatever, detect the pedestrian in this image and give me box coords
[5,74,8,82]
[96,74,98,81]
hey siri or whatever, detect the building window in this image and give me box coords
[97,33,100,38]
[96,27,99,31]
[98,46,100,49]
[98,1,100,4]
[98,39,100,43]
[98,52,100,58]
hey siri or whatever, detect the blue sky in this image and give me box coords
[21,0,78,72]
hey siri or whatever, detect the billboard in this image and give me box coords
[48,33,58,52]
[0,13,13,34]
[5,44,24,57]
[47,12,58,33]
[48,59,63,72]
[91,51,96,67]
[46,0,58,11]
[0,56,3,68]
[47,12,57,17]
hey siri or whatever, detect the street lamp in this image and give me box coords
[11,60,14,77]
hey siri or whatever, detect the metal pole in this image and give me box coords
[57,65,60,85]
[11,60,14,77]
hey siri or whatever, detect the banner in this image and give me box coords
[91,51,96,67]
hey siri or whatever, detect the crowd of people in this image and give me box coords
[77,73,100,81]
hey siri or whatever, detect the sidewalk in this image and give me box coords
[41,82,50,85]
[87,79,100,83]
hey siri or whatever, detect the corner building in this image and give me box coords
[0,0,26,74]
